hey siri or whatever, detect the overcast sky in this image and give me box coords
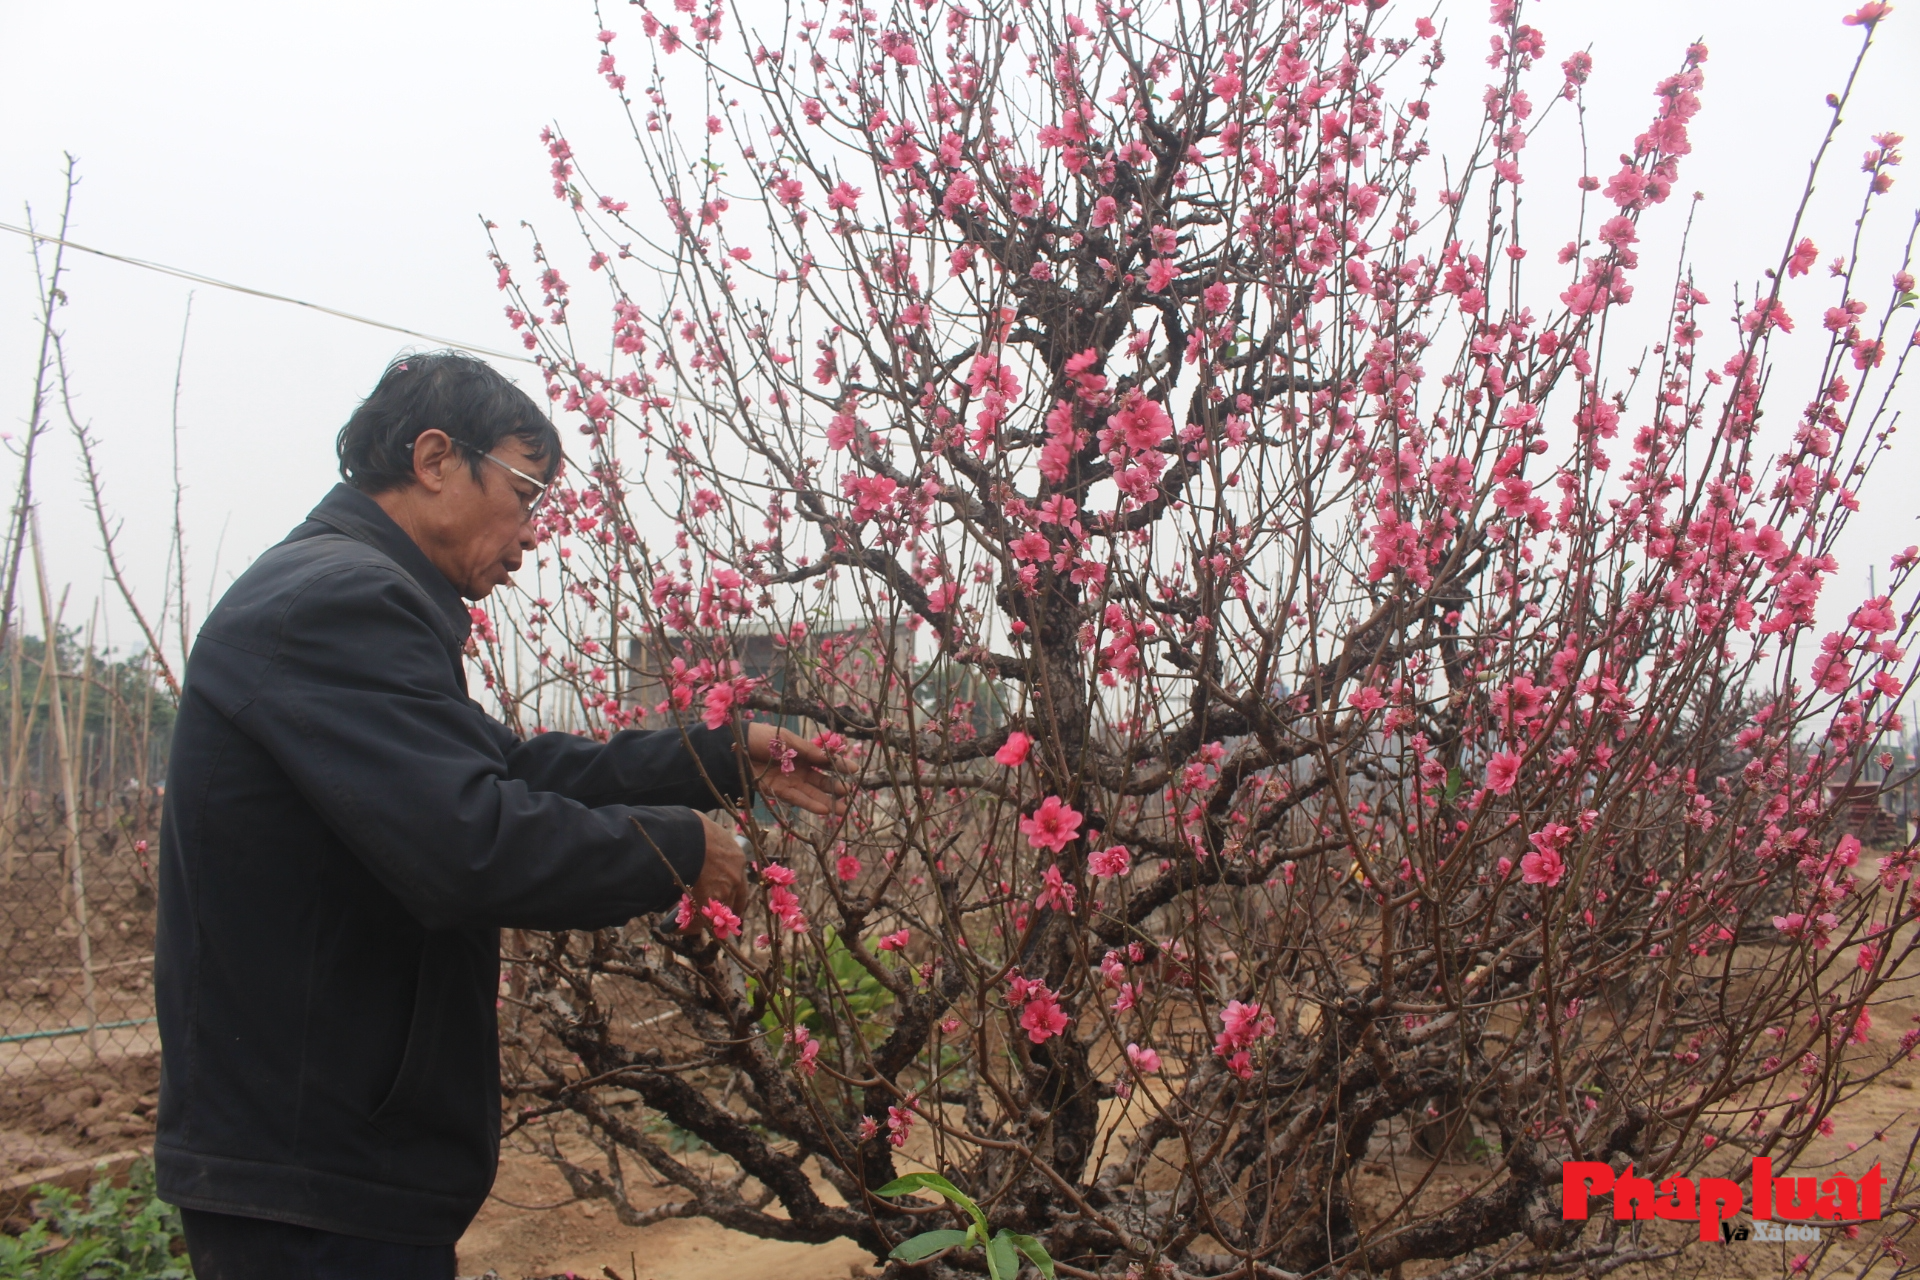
[1,0,1914,670]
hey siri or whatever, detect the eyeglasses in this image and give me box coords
[449,439,555,518]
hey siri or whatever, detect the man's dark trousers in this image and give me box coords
[180,1208,455,1280]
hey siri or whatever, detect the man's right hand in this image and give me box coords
[683,814,749,934]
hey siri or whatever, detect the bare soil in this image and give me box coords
[456,1141,873,1280]
[0,1038,1914,1277]
[0,1053,158,1176]
[0,1051,866,1278]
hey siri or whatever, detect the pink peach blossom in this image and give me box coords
[1485,752,1522,795]
[1021,796,1083,852]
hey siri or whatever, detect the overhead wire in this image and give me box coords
[0,220,824,426]
[0,220,536,365]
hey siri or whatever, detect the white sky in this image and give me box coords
[0,0,1915,672]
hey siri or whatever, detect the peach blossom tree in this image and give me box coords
[480,0,1920,1273]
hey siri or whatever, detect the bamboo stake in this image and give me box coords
[105,670,117,805]
[31,508,97,1056]
[72,603,97,806]
[0,636,41,886]
[139,652,153,795]
[5,636,14,786]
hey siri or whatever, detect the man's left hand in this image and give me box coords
[745,723,851,816]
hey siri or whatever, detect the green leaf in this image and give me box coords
[988,1230,1021,1280]
[6,1158,191,1279]
[874,1172,985,1231]
[1007,1232,1058,1279]
[1442,767,1464,803]
[890,1229,972,1262]
[876,1171,969,1205]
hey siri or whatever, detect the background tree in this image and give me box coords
[483,0,1920,1274]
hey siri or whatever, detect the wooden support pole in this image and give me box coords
[31,507,96,1056]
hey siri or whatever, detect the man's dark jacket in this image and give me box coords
[154,484,740,1244]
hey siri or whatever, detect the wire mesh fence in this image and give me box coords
[0,630,169,1192]
[2,792,161,1081]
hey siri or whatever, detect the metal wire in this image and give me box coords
[0,221,535,365]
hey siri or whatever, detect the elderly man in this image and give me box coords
[153,351,842,1278]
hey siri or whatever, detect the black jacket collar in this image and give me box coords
[299,484,473,650]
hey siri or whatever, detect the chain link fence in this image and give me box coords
[0,631,168,1199]
[3,793,162,1072]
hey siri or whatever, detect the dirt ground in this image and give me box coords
[0,1051,867,1278]
[455,1142,874,1280]
[1,1041,1915,1277]
[0,1053,157,1180]
[451,1049,1920,1280]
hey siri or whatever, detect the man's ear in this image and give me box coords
[410,429,457,494]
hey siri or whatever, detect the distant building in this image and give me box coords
[1828,782,1907,846]
[623,620,906,733]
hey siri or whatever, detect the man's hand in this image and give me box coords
[683,814,749,934]
[745,723,852,816]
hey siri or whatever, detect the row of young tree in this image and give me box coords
[471,0,1920,1275]
[0,629,173,803]
[6,161,183,942]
